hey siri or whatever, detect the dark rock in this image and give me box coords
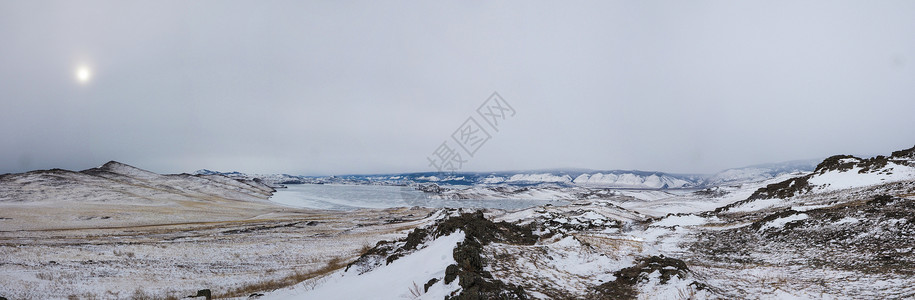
[189,289,211,300]
[867,194,898,207]
[891,145,915,159]
[750,209,804,231]
[745,175,812,202]
[401,228,429,251]
[590,255,691,300]
[424,278,440,292]
[437,211,532,300]
[345,240,396,274]
[444,264,459,284]
[349,210,535,299]
[815,155,860,172]
[417,183,444,193]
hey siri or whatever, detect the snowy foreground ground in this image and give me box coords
[262,147,915,299]
[2,147,915,299]
[0,162,437,299]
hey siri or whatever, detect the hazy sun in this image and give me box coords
[76,66,91,83]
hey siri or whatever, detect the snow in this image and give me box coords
[482,176,505,184]
[618,190,676,201]
[706,168,772,185]
[759,213,809,231]
[834,216,860,225]
[703,160,818,186]
[610,172,811,217]
[579,211,606,220]
[651,215,709,227]
[264,231,465,300]
[4,150,915,299]
[636,269,712,300]
[791,204,832,211]
[808,163,915,192]
[486,235,636,297]
[507,173,572,183]
[572,173,689,188]
[839,158,861,164]
[271,184,563,210]
[728,198,785,213]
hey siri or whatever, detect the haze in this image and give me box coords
[2,1,914,175]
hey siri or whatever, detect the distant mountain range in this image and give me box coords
[195,159,821,189]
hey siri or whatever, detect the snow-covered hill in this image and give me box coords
[0,161,282,230]
[194,169,310,187]
[701,159,819,187]
[719,145,915,213]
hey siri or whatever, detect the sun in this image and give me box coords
[76,66,91,83]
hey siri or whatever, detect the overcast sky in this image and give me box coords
[1,1,914,176]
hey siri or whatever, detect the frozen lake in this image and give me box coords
[269,184,566,211]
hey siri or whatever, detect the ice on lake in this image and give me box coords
[269,184,566,211]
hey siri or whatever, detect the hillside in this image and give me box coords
[0,161,285,230]
[719,145,915,213]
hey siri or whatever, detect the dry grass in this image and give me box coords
[408,281,423,298]
[35,271,79,284]
[575,234,644,255]
[113,249,136,258]
[215,257,348,298]
[675,285,697,300]
[358,243,374,256]
[0,203,434,299]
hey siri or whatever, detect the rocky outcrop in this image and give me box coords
[727,145,915,206]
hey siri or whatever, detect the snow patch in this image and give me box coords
[808,162,915,192]
[652,215,709,227]
[834,217,860,225]
[729,198,785,213]
[759,213,809,231]
[265,231,465,300]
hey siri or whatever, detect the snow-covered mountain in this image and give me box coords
[436,170,703,188]
[198,160,823,190]
[571,171,694,188]
[198,169,707,189]
[700,159,819,187]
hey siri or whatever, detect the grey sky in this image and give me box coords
[2,1,914,175]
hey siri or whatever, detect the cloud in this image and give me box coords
[1,1,914,175]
